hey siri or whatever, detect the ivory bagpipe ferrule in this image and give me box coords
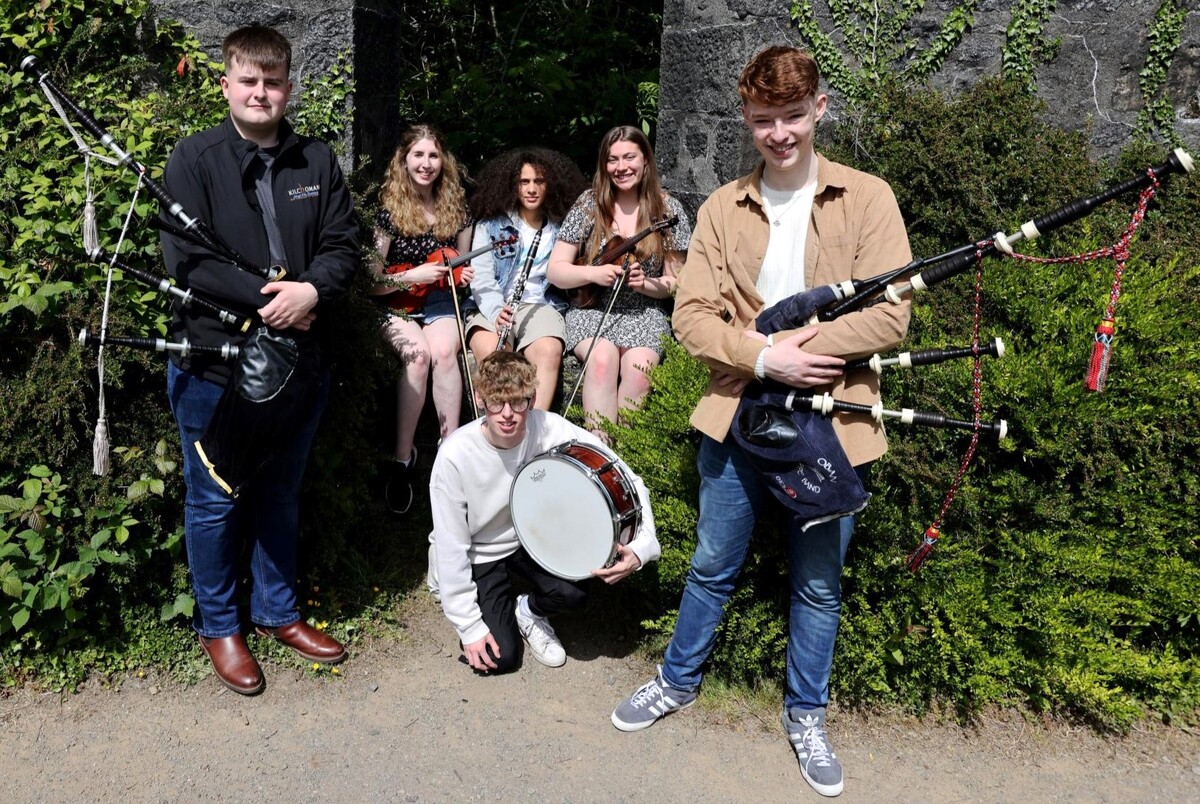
[94,255,254,333]
[784,390,1009,442]
[78,328,240,361]
[844,337,1005,374]
[883,148,1195,304]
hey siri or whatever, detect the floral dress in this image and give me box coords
[558,190,691,357]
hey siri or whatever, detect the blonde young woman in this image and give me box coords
[370,125,474,515]
[547,126,690,439]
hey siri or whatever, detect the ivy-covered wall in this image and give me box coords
[659,0,1199,207]
[149,0,355,163]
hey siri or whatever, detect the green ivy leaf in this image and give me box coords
[10,607,30,632]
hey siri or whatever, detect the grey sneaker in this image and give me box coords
[611,665,698,732]
[515,594,566,667]
[782,706,843,797]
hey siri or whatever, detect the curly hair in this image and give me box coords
[469,147,587,224]
[585,126,669,264]
[474,351,537,402]
[379,125,468,241]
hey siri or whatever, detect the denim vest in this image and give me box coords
[480,214,568,313]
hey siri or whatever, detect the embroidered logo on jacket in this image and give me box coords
[288,184,321,201]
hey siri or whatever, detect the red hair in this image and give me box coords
[738,46,820,107]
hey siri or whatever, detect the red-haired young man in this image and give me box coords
[611,46,912,798]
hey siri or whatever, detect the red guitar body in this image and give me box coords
[380,233,516,315]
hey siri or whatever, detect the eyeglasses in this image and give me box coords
[483,397,532,414]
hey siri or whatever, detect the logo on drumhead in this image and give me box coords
[530,468,547,482]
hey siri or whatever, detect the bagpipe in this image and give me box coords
[21,55,321,497]
[736,148,1193,568]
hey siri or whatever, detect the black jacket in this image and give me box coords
[160,116,359,384]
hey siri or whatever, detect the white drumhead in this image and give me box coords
[510,453,618,580]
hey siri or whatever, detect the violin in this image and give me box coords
[567,215,679,309]
[381,233,518,314]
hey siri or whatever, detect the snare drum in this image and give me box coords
[510,440,641,580]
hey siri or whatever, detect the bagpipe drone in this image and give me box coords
[735,147,1193,569]
[21,55,319,498]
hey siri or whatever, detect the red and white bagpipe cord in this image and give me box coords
[905,173,1160,571]
[40,78,145,475]
[1007,172,1159,392]
[905,252,987,571]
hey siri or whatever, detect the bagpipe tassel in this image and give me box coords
[81,153,101,256]
[82,198,100,256]
[905,525,941,573]
[1085,318,1116,392]
[92,416,111,476]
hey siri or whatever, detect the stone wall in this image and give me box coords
[658,0,1200,208]
[150,0,356,164]
[151,0,1200,201]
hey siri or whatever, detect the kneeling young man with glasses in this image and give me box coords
[429,351,659,673]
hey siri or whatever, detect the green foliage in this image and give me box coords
[790,0,979,109]
[636,81,660,139]
[292,51,355,150]
[0,449,182,647]
[619,79,1200,729]
[1134,0,1187,144]
[383,0,662,170]
[1001,0,1059,92]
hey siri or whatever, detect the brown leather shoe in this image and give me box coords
[198,634,264,695]
[256,621,347,664]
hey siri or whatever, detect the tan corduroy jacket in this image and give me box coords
[673,154,913,467]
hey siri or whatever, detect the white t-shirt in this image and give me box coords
[756,177,817,306]
[511,216,550,306]
[429,410,659,644]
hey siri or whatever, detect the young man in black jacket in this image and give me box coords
[161,25,359,694]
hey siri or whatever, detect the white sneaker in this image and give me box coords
[515,594,566,667]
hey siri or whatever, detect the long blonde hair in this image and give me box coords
[380,125,467,241]
[585,126,669,265]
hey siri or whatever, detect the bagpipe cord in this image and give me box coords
[1005,173,1159,392]
[905,248,987,572]
[906,176,1159,571]
[40,78,145,474]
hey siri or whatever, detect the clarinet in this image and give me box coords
[78,329,240,360]
[496,224,544,349]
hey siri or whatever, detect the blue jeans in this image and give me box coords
[167,361,329,638]
[661,436,856,711]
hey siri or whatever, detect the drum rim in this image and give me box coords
[509,443,638,580]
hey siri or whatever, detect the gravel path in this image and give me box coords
[3,593,1198,802]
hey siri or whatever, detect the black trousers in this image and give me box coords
[471,547,587,673]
